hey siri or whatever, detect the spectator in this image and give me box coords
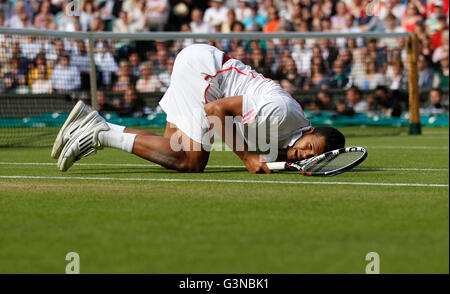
[203,0,228,28]
[354,59,388,90]
[118,88,147,117]
[336,99,355,116]
[32,65,53,94]
[128,52,141,81]
[249,47,270,78]
[433,54,449,88]
[373,86,403,117]
[346,86,367,113]
[278,57,304,92]
[50,53,81,92]
[113,11,131,33]
[235,0,253,23]
[146,0,170,31]
[79,0,95,31]
[402,2,423,32]
[136,62,161,93]
[418,54,435,88]
[388,60,408,90]
[328,59,352,89]
[423,88,448,114]
[190,8,213,37]
[158,57,174,92]
[331,1,348,31]
[3,58,28,91]
[316,91,336,111]
[97,90,116,113]
[14,74,30,94]
[33,0,54,29]
[304,57,329,90]
[221,9,236,33]
[112,61,133,93]
[122,0,146,32]
[263,6,280,33]
[94,41,119,88]
[27,53,51,87]
[242,2,267,31]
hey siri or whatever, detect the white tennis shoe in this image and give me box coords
[51,100,93,159]
[57,111,109,172]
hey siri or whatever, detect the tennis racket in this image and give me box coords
[266,146,368,176]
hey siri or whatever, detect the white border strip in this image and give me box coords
[0,175,447,188]
[0,162,448,172]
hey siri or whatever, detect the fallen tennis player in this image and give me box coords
[52,44,345,174]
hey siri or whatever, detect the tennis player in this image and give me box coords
[52,44,345,174]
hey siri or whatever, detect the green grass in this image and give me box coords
[0,126,448,273]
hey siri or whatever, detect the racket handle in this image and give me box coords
[266,162,287,170]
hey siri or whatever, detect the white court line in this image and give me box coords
[0,175,448,188]
[367,146,448,150]
[0,162,448,172]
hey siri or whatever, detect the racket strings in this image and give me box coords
[304,152,364,173]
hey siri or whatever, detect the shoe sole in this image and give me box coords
[57,111,100,172]
[51,101,90,159]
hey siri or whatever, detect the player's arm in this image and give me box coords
[204,96,271,174]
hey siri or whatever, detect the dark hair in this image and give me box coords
[430,88,442,96]
[312,126,345,153]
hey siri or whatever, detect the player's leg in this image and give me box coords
[57,113,210,172]
[131,122,210,172]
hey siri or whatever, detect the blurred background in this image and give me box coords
[0,0,448,146]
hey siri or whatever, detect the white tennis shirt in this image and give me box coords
[159,44,311,154]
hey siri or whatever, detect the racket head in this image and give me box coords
[300,146,368,177]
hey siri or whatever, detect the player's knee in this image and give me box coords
[177,159,205,173]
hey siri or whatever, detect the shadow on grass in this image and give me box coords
[70,167,247,175]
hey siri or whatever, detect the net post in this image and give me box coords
[88,33,98,111]
[406,33,421,135]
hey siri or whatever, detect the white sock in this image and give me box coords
[98,129,136,153]
[107,123,126,133]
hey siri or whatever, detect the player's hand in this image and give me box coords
[242,153,271,174]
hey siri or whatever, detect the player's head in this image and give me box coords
[287,126,345,161]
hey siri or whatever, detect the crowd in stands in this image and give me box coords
[0,0,448,117]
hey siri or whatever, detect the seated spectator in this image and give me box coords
[304,57,329,90]
[388,60,408,90]
[380,13,405,50]
[346,86,367,113]
[402,2,423,32]
[94,41,119,88]
[418,54,435,88]
[190,8,213,42]
[145,0,170,31]
[117,88,147,117]
[422,88,448,114]
[32,65,53,94]
[113,11,131,33]
[336,99,355,116]
[14,74,30,94]
[3,58,28,91]
[122,0,146,32]
[432,30,449,64]
[158,57,174,92]
[373,86,402,117]
[331,1,347,31]
[277,57,305,90]
[263,6,280,33]
[354,60,388,90]
[203,0,228,28]
[316,91,336,111]
[249,47,271,78]
[235,0,252,23]
[136,62,162,93]
[221,9,236,33]
[242,2,267,31]
[50,53,81,92]
[113,61,133,93]
[97,90,116,113]
[433,53,449,88]
[79,0,95,31]
[71,40,90,90]
[128,52,141,82]
[328,59,351,89]
[28,54,51,87]
[33,0,54,29]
